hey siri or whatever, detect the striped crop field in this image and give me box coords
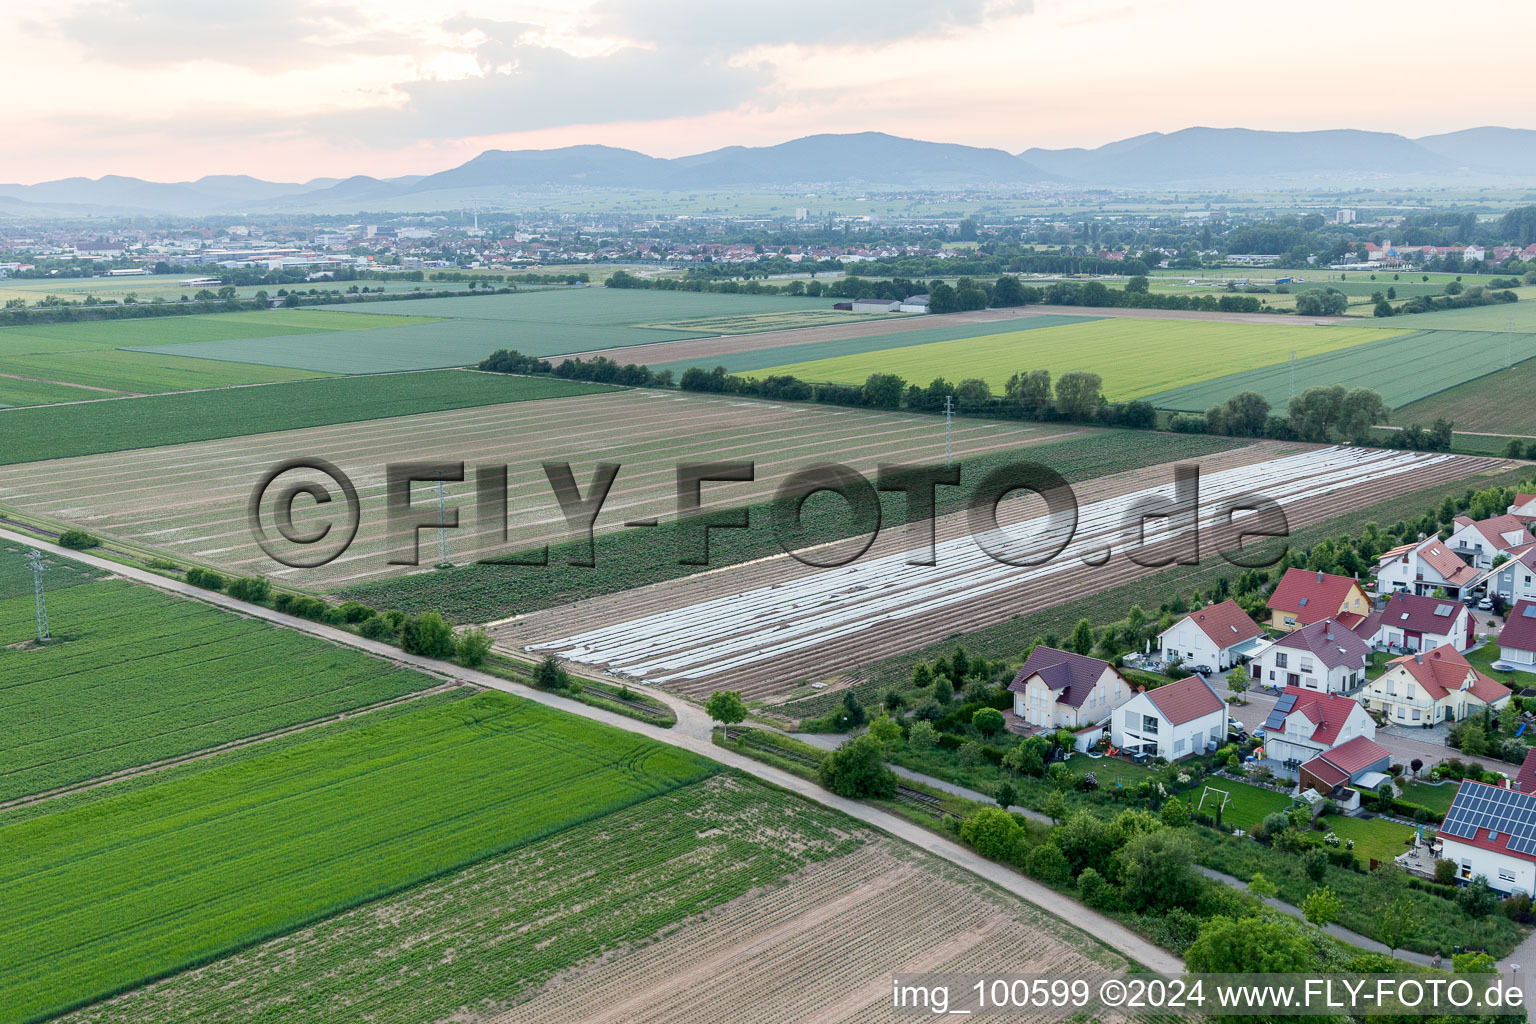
[0,576,436,802]
[0,691,715,1024]
[1148,328,1536,411]
[744,318,1407,400]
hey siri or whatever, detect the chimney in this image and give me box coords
[1317,571,1325,583]
[1415,654,1423,664]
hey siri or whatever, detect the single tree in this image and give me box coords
[1227,663,1250,694]
[1302,885,1342,927]
[706,690,748,741]
[454,626,492,667]
[995,780,1017,809]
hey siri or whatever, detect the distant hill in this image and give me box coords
[1021,127,1456,186]
[4,126,1534,216]
[1415,127,1536,175]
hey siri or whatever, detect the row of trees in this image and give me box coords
[1171,385,1397,445]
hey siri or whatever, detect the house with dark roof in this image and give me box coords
[1500,600,1536,668]
[1297,734,1393,800]
[1249,617,1372,695]
[1447,514,1536,570]
[1007,647,1133,732]
[1479,549,1536,608]
[1156,599,1267,671]
[1353,591,1473,653]
[1376,537,1481,598]
[1110,673,1227,761]
[1261,686,1376,778]
[1439,780,1536,894]
[1266,568,1370,632]
[1360,643,1511,725]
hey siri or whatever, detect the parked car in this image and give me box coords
[1193,665,1214,676]
[1479,597,1494,611]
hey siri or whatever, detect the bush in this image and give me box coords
[532,654,570,690]
[1077,868,1120,911]
[455,626,493,667]
[972,707,1006,735]
[1026,843,1071,885]
[1302,848,1329,882]
[818,734,898,798]
[183,567,225,592]
[225,577,272,603]
[357,615,395,640]
[961,807,1027,862]
[401,611,456,658]
[1434,859,1457,885]
[335,601,373,623]
[57,529,98,550]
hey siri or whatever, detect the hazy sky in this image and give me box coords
[6,0,1533,183]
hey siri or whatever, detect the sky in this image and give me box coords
[5,0,1534,184]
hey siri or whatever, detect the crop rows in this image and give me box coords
[1149,327,1536,411]
[0,579,437,802]
[0,691,715,1024]
[58,775,862,1024]
[642,309,882,334]
[748,318,1405,401]
[0,369,611,465]
[0,545,103,602]
[503,840,1124,1024]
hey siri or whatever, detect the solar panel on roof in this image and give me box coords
[1276,693,1297,712]
[1434,603,1454,616]
[1444,785,1536,856]
[1264,711,1286,730]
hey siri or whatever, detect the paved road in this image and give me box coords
[2,527,1182,976]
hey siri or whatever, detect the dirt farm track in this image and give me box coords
[506,446,1509,699]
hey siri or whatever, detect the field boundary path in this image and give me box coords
[0,525,1181,977]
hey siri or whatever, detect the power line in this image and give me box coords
[26,549,49,641]
[435,479,453,569]
[944,395,954,468]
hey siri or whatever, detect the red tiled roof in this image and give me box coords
[1336,611,1368,631]
[1388,644,1511,705]
[1277,685,1364,746]
[1179,599,1266,648]
[1502,600,1536,655]
[1415,539,1481,587]
[1145,674,1225,726]
[1319,734,1391,776]
[1272,617,1372,671]
[1455,514,1536,552]
[1517,748,1536,796]
[1267,569,1365,623]
[1299,757,1349,790]
[1008,646,1120,710]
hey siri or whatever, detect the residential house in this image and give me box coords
[1260,686,1377,777]
[1500,601,1536,668]
[1297,735,1393,799]
[1446,514,1536,570]
[1359,644,1511,725]
[1249,618,1372,694]
[1353,591,1473,653]
[1156,599,1267,671]
[1007,647,1133,731]
[1438,781,1536,893]
[1266,568,1371,631]
[1375,538,1482,598]
[1470,547,1536,607]
[1508,494,1536,519]
[1110,674,1227,761]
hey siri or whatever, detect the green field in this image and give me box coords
[56,775,862,1024]
[0,577,436,801]
[1394,358,1536,436]
[0,310,444,399]
[0,546,105,601]
[1318,814,1419,867]
[1148,328,1536,412]
[124,289,862,374]
[0,370,614,465]
[1203,779,1293,830]
[0,691,715,1024]
[746,318,1404,400]
[644,309,884,333]
[1337,299,1536,333]
[645,313,1104,377]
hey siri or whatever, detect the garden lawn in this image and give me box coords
[0,370,615,465]
[1206,779,1292,830]
[0,691,715,1024]
[0,578,437,801]
[745,318,1402,401]
[1399,780,1459,817]
[1316,814,1419,867]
